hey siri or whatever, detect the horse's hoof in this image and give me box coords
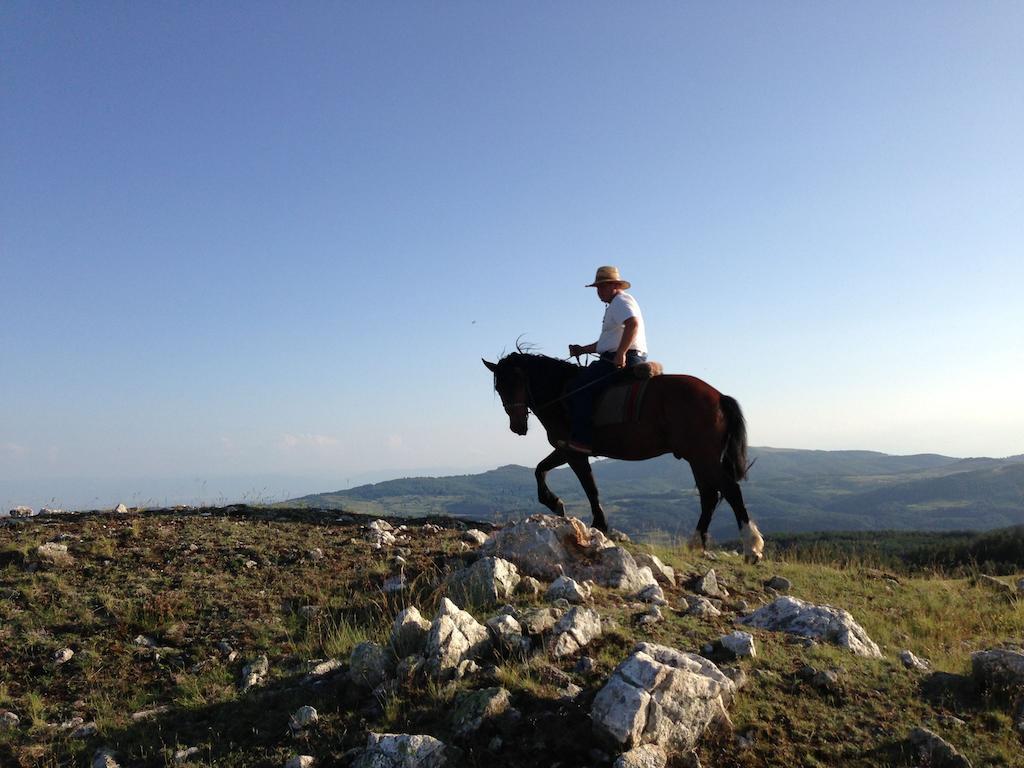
[744,553,763,565]
[555,501,566,517]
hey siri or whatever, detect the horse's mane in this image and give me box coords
[495,351,580,412]
[497,351,580,378]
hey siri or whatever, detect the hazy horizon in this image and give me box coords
[5,443,1022,515]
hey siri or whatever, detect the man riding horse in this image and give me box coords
[483,265,765,563]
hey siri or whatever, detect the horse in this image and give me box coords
[483,351,764,563]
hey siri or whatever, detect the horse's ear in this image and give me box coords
[482,359,498,372]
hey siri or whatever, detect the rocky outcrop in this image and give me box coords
[591,643,734,753]
[739,597,882,658]
[482,515,657,593]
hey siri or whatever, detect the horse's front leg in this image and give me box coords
[535,450,569,517]
[566,455,607,532]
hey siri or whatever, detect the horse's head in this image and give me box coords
[483,357,530,435]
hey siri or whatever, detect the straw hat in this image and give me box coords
[586,266,631,289]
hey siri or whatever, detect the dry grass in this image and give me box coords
[0,509,1020,767]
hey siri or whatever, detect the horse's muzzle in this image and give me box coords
[508,416,528,436]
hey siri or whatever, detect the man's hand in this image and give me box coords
[613,351,627,368]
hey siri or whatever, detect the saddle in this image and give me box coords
[592,361,663,426]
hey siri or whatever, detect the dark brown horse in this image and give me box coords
[483,352,764,563]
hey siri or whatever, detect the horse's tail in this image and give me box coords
[720,394,749,482]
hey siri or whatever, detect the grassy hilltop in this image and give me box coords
[1,506,1022,767]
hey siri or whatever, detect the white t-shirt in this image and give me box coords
[596,292,647,354]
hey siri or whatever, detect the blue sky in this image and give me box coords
[3,3,1022,510]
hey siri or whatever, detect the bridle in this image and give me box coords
[497,368,533,416]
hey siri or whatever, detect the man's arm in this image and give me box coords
[569,342,598,357]
[613,317,639,367]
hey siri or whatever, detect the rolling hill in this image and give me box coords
[288,448,1024,539]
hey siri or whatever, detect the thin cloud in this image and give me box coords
[281,433,340,450]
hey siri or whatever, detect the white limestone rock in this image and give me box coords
[482,514,657,592]
[486,614,528,654]
[633,553,676,587]
[289,706,319,731]
[739,597,882,658]
[900,650,931,670]
[447,557,521,607]
[694,569,727,598]
[765,575,791,593]
[592,643,734,753]
[92,749,121,768]
[461,529,489,546]
[636,582,667,606]
[350,642,395,689]
[972,646,1024,693]
[546,575,592,604]
[391,607,432,657]
[240,655,269,691]
[519,606,562,636]
[548,606,603,659]
[614,743,669,768]
[425,598,490,680]
[687,597,721,618]
[174,746,201,763]
[367,519,397,548]
[353,733,448,768]
[37,542,73,566]
[307,658,343,678]
[720,631,757,659]
[451,687,511,736]
[908,727,973,768]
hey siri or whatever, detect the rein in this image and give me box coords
[530,357,621,411]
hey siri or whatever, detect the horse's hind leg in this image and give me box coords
[535,450,569,517]
[690,469,721,553]
[721,479,764,564]
[566,454,608,533]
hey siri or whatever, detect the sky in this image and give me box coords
[3,2,1023,511]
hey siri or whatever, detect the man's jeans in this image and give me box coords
[569,350,647,445]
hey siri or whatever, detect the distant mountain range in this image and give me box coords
[288,448,1024,539]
